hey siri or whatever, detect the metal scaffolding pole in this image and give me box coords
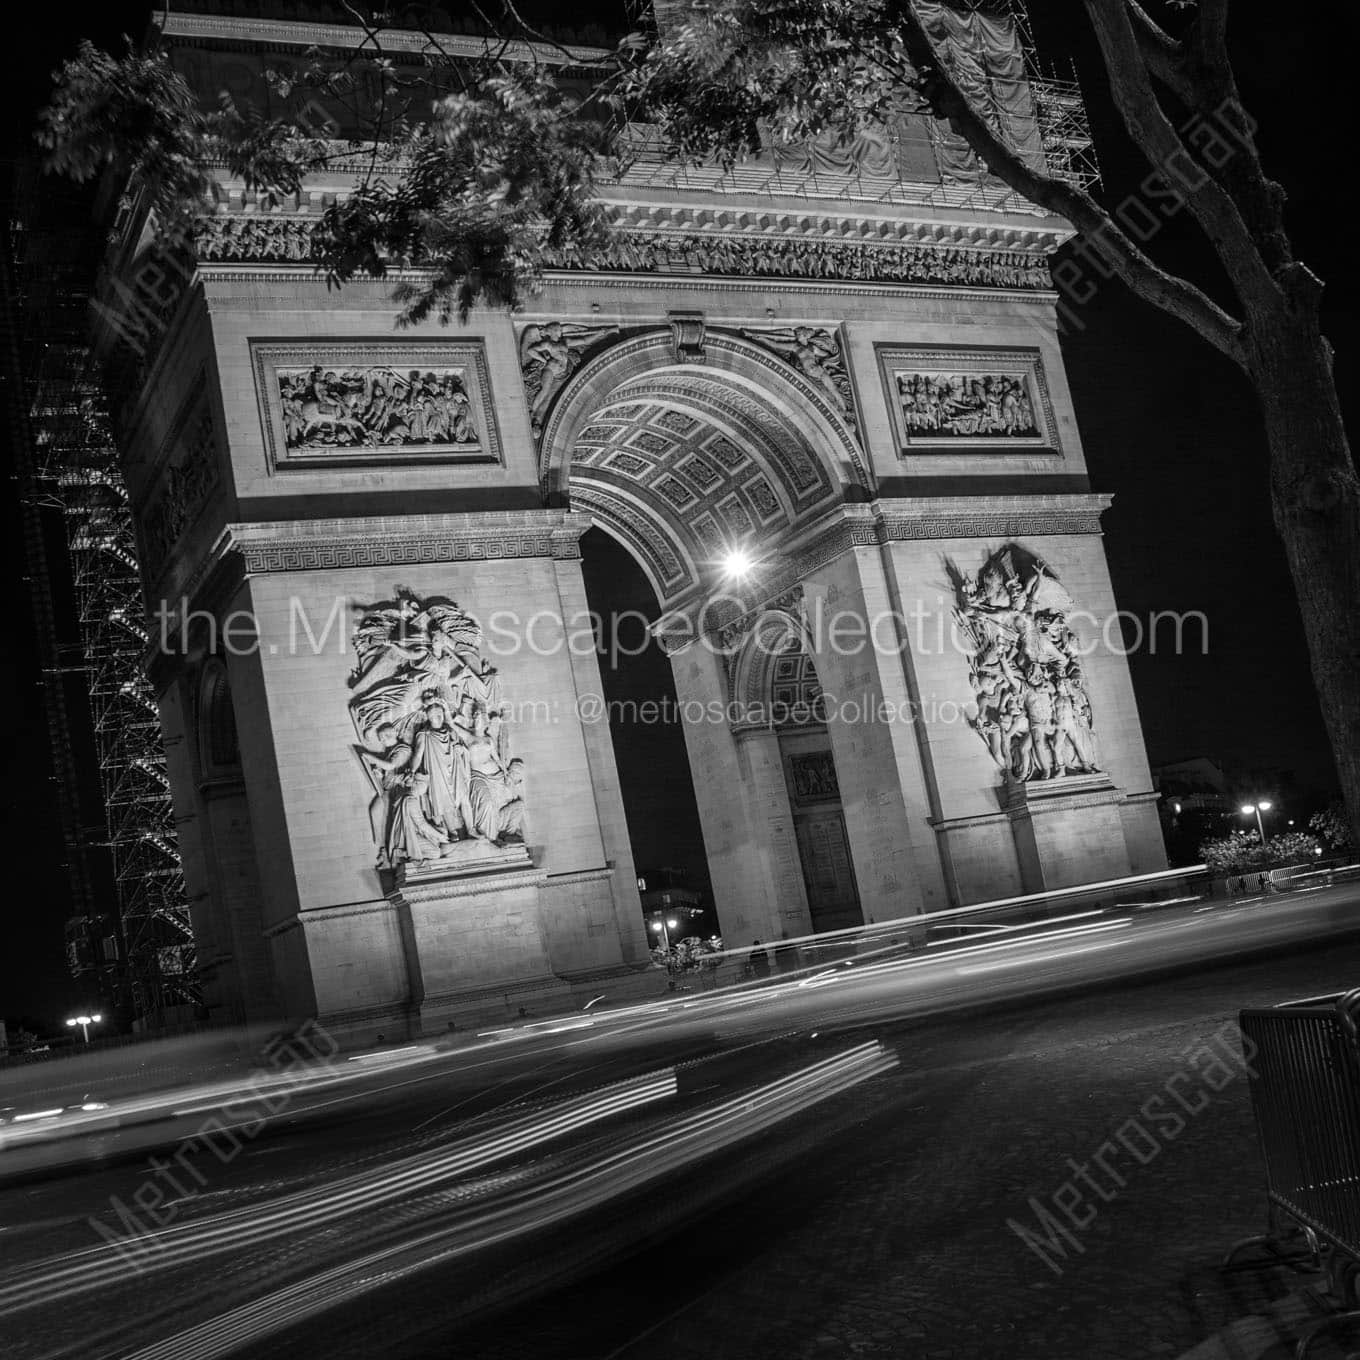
[3,173,197,1026]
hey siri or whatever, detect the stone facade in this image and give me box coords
[116,10,1165,1038]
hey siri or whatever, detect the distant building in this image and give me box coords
[1153,755,1304,864]
[1153,756,1234,816]
[637,867,710,942]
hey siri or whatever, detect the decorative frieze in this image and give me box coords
[195,214,1053,291]
[279,365,479,450]
[252,341,503,471]
[197,215,314,262]
[543,233,1052,290]
[876,346,1060,455]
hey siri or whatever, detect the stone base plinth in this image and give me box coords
[1002,773,1133,893]
[395,840,533,885]
[390,857,571,1032]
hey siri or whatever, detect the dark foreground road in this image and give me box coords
[4,921,1360,1359]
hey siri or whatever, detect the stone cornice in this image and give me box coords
[595,200,1065,253]
[198,196,1063,251]
[852,492,1113,539]
[270,898,394,932]
[543,866,616,887]
[224,510,593,575]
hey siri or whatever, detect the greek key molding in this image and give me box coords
[225,511,591,575]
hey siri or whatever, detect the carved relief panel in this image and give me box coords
[347,589,527,874]
[741,325,856,429]
[876,346,1060,455]
[949,544,1101,784]
[252,342,503,471]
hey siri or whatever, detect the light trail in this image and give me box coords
[0,1068,677,1318]
[114,1042,898,1360]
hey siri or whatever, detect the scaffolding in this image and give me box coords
[959,0,1101,191]
[3,176,197,1025]
[619,0,1098,203]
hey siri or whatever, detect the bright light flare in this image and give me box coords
[720,547,755,580]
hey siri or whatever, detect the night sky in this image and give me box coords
[1,1,1352,1029]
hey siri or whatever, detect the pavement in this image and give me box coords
[5,903,1360,1359]
[427,942,1360,1360]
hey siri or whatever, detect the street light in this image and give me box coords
[1240,800,1273,844]
[65,1013,102,1044]
[649,917,681,951]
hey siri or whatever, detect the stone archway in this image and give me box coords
[539,327,869,612]
[538,334,871,943]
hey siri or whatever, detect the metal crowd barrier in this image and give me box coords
[1228,989,1360,1357]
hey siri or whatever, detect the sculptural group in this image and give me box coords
[279,366,478,449]
[896,372,1038,438]
[348,590,526,870]
[952,547,1101,783]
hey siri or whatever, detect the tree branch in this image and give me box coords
[1123,1,1193,104]
[1196,0,1231,68]
[1081,0,1275,307]
[895,3,1247,367]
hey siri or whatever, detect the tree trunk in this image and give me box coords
[1248,297,1360,851]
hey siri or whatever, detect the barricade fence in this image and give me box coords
[1231,990,1360,1357]
[646,861,1360,996]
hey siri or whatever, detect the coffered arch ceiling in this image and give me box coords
[726,606,827,728]
[546,331,866,608]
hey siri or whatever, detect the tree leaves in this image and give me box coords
[616,0,918,170]
[37,39,214,243]
[39,41,610,322]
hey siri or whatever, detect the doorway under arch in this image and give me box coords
[545,331,868,942]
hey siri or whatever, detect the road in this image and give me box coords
[3,882,1359,1360]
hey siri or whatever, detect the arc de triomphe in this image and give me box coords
[118,9,1165,1038]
